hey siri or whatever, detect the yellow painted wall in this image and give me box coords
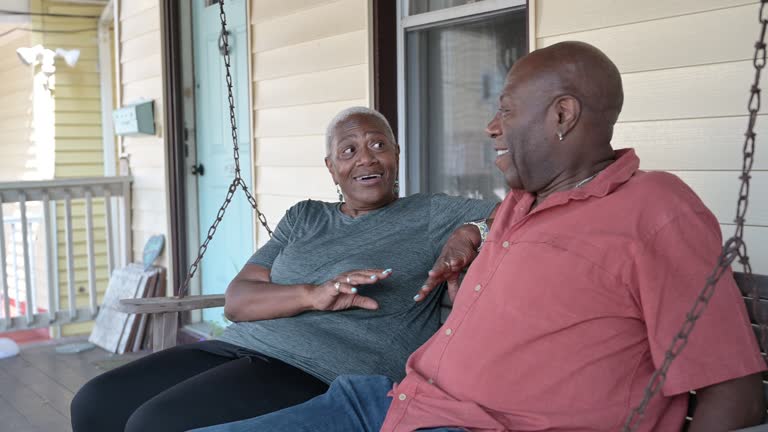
[0,29,36,181]
[536,0,768,274]
[250,0,371,245]
[28,0,110,335]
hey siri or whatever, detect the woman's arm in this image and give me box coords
[224,264,389,322]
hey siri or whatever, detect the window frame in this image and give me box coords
[396,0,529,195]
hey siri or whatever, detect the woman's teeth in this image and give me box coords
[496,149,509,156]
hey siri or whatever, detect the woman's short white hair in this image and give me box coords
[325,106,397,156]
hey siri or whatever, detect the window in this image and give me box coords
[410,0,489,15]
[399,1,527,201]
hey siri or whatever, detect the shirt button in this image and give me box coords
[445,328,453,336]
[502,241,510,248]
[474,284,482,292]
[398,393,407,401]
[427,378,434,384]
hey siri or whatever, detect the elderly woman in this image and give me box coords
[70,107,497,432]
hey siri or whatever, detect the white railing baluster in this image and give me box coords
[19,193,33,324]
[0,176,131,332]
[10,222,19,319]
[42,192,56,323]
[104,189,114,276]
[0,197,9,329]
[64,193,76,320]
[85,190,97,316]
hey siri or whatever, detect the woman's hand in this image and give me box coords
[415,224,481,303]
[307,268,393,312]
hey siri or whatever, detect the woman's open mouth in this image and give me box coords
[495,148,510,158]
[353,173,384,185]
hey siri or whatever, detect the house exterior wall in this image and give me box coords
[117,0,170,274]
[0,30,35,181]
[30,0,109,336]
[249,0,371,245]
[536,0,768,274]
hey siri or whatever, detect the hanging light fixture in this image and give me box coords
[15,44,80,75]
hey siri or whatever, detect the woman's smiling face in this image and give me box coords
[325,114,400,213]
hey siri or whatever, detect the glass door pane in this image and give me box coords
[405,10,526,200]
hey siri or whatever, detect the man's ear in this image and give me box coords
[554,95,581,138]
[325,157,339,185]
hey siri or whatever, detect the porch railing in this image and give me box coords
[0,177,132,332]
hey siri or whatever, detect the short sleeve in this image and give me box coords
[245,202,301,269]
[633,209,766,396]
[428,194,498,255]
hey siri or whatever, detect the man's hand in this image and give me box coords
[415,224,482,303]
[307,268,392,312]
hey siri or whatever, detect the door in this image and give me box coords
[192,0,252,328]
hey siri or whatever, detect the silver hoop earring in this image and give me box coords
[336,184,344,202]
[393,179,400,195]
[557,132,564,141]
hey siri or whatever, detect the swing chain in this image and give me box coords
[623,2,767,430]
[178,0,274,297]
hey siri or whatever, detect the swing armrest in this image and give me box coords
[117,294,226,314]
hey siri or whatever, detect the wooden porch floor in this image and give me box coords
[0,337,147,432]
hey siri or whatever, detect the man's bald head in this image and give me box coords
[487,41,622,195]
[510,41,624,126]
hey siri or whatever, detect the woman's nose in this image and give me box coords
[355,146,377,165]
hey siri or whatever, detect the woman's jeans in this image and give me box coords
[190,375,466,432]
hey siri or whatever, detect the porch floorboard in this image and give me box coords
[0,336,147,432]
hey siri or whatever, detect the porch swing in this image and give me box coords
[118,1,768,430]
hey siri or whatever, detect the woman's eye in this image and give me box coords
[341,147,354,154]
[372,141,384,149]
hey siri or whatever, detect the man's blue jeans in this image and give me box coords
[190,375,465,432]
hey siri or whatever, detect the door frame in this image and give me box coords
[160,0,189,297]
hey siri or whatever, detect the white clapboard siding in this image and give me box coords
[251,0,365,53]
[254,64,368,109]
[617,116,768,171]
[620,61,766,122]
[256,166,337,198]
[255,99,368,138]
[255,136,328,167]
[538,3,756,73]
[671,171,768,227]
[120,7,160,42]
[251,0,334,23]
[250,0,370,247]
[253,30,367,81]
[119,2,168,272]
[536,0,754,38]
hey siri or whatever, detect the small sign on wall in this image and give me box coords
[113,100,155,136]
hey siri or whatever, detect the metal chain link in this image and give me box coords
[178,0,273,297]
[623,1,767,429]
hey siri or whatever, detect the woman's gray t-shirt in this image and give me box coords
[218,193,496,383]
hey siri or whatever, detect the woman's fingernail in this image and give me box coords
[382,268,393,275]
[370,275,377,280]
[351,287,358,294]
[413,294,421,301]
[420,285,429,291]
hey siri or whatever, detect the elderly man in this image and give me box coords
[194,42,765,432]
